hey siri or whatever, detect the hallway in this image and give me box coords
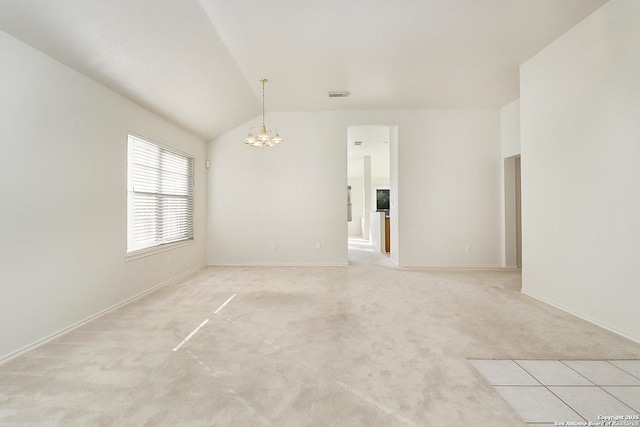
[347,238,393,267]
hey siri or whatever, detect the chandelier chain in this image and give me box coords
[244,78,283,148]
[261,79,266,128]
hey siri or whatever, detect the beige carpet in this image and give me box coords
[1,240,639,426]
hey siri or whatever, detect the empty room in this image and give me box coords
[1,0,639,425]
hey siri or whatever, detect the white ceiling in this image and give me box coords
[348,126,390,179]
[201,0,608,111]
[0,0,261,141]
[0,0,608,140]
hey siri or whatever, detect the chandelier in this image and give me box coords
[244,78,283,148]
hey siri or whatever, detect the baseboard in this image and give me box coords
[522,289,640,345]
[0,264,206,365]
[397,264,504,269]
[207,262,349,267]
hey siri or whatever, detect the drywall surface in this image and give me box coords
[503,158,518,268]
[347,125,391,180]
[207,111,350,266]
[398,110,502,267]
[208,109,501,267]
[369,212,386,253]
[501,99,521,268]
[0,31,207,360]
[363,156,372,240]
[371,178,391,211]
[389,125,400,264]
[348,176,391,239]
[501,99,521,159]
[520,0,640,342]
[347,175,364,237]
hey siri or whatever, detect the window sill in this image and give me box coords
[126,239,196,262]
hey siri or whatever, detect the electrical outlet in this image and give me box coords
[465,245,471,253]
[271,243,277,252]
[315,242,321,249]
[166,255,172,264]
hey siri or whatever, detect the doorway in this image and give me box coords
[347,125,393,258]
[504,155,522,268]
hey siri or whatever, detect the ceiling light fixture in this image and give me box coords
[244,78,283,148]
[328,91,350,98]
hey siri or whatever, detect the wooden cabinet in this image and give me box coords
[385,217,390,252]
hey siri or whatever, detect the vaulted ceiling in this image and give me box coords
[0,0,608,141]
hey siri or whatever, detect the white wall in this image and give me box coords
[0,31,207,360]
[501,99,521,268]
[369,212,386,253]
[389,126,400,264]
[208,109,501,267]
[501,99,521,159]
[363,156,372,240]
[347,176,390,238]
[208,112,349,266]
[520,0,640,342]
[372,178,391,211]
[399,110,502,267]
[347,125,391,179]
[346,175,389,239]
[503,158,518,268]
[347,174,363,238]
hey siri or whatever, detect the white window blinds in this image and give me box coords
[127,134,194,254]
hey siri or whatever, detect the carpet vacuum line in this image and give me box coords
[172,293,238,351]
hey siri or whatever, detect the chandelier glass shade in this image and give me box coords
[244,78,283,148]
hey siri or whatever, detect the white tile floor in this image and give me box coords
[470,359,640,425]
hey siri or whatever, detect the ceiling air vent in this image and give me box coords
[354,141,363,146]
[328,91,349,98]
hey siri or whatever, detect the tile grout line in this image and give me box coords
[605,360,640,382]
[512,360,546,387]
[471,359,640,424]
[470,359,571,424]
[557,360,597,386]
[596,385,640,414]
[514,359,587,423]
[596,362,640,413]
[558,360,640,421]
[468,358,640,361]
[519,359,640,422]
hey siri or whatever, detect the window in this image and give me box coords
[127,134,194,254]
[376,189,390,212]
